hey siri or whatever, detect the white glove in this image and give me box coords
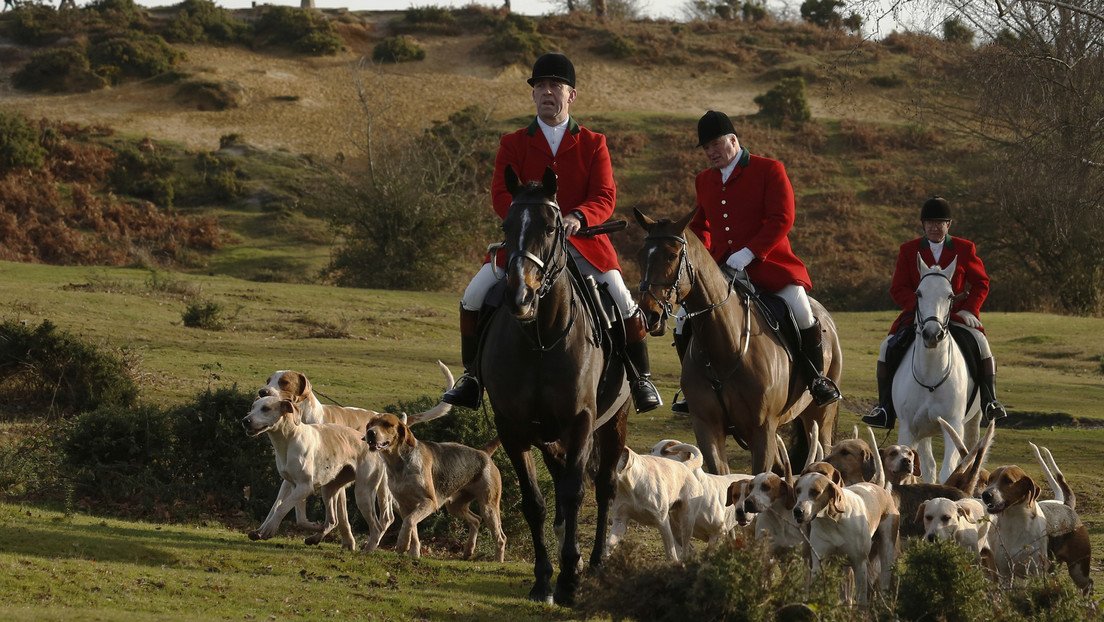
[957,311,982,328]
[725,247,756,272]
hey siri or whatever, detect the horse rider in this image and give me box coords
[863,196,1008,429]
[441,52,662,413]
[670,110,841,413]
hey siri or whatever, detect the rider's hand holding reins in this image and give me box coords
[564,214,582,236]
[957,310,982,328]
[725,247,755,272]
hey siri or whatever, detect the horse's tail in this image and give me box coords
[787,417,810,475]
[481,436,502,456]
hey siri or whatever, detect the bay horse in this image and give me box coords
[633,208,839,475]
[480,166,630,605]
[894,255,981,483]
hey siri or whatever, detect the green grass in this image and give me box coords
[1,260,1103,615]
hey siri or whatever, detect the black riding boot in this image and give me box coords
[442,307,482,409]
[799,318,841,407]
[979,357,1008,425]
[624,311,663,413]
[861,360,896,429]
[670,325,692,415]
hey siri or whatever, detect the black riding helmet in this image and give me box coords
[527,53,576,88]
[697,110,738,147]
[921,197,952,221]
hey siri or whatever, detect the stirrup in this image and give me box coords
[670,390,690,415]
[862,406,894,430]
[631,377,662,414]
[981,400,1008,426]
[809,376,841,407]
[442,374,482,409]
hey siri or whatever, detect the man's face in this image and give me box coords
[531,79,576,124]
[922,219,951,243]
[702,134,740,170]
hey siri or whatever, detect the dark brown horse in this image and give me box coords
[634,208,840,475]
[481,167,629,605]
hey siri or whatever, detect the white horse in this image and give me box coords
[893,255,982,483]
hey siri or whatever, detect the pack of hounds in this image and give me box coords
[241,364,1090,606]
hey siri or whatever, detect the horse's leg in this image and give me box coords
[749,421,779,475]
[504,443,554,604]
[691,405,729,475]
[552,419,593,606]
[540,449,568,561]
[589,404,627,568]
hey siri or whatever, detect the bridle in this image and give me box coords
[911,270,957,392]
[637,232,734,324]
[492,200,568,300]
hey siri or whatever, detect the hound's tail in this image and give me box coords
[1029,442,1075,509]
[664,443,705,472]
[865,426,887,490]
[481,437,502,456]
[406,361,455,425]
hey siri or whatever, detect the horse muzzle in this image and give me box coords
[921,324,945,348]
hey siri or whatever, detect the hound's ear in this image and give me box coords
[829,468,845,488]
[541,166,557,198]
[911,448,923,477]
[1008,473,1040,507]
[780,479,796,508]
[279,400,300,424]
[504,165,520,196]
[861,447,877,482]
[633,207,656,231]
[673,207,697,234]
[295,372,311,400]
[726,480,747,507]
[958,505,975,523]
[827,484,845,518]
[397,421,417,447]
[914,501,927,525]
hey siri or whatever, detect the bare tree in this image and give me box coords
[301,0,315,8]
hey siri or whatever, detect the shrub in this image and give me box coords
[194,152,244,202]
[1000,573,1099,621]
[397,5,461,35]
[372,36,425,63]
[87,32,183,83]
[109,145,176,206]
[85,0,150,31]
[483,14,548,66]
[753,77,812,126]
[0,112,46,171]
[254,6,342,56]
[182,300,224,330]
[842,11,862,33]
[11,46,108,93]
[594,33,636,59]
[5,3,67,46]
[174,79,246,111]
[742,1,768,21]
[943,16,975,45]
[870,73,904,88]
[799,0,843,28]
[164,0,248,44]
[0,319,138,417]
[896,540,989,621]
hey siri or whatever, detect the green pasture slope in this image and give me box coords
[0,260,1102,618]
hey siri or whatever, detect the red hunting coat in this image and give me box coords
[689,149,812,292]
[488,117,619,272]
[888,236,990,334]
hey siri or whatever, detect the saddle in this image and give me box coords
[730,277,801,363]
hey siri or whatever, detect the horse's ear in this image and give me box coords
[633,207,655,232]
[943,256,958,279]
[673,207,698,233]
[504,165,521,197]
[917,252,929,275]
[541,166,557,198]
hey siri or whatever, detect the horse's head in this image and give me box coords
[915,254,959,348]
[633,207,698,336]
[502,166,565,321]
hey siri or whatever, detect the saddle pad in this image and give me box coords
[732,279,800,362]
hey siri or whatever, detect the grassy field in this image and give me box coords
[0,261,1102,618]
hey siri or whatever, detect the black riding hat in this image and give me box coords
[527,53,576,88]
[697,110,737,147]
[921,196,952,221]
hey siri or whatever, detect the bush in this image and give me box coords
[594,33,636,59]
[0,319,138,417]
[799,0,843,28]
[397,5,461,35]
[753,77,812,126]
[164,0,248,44]
[182,300,224,329]
[896,540,989,621]
[11,46,108,93]
[372,35,425,63]
[483,14,548,66]
[174,79,247,111]
[85,0,150,31]
[87,32,183,83]
[742,1,768,21]
[5,3,68,45]
[254,6,342,56]
[0,112,46,171]
[109,145,176,206]
[943,16,975,45]
[869,73,904,88]
[580,537,849,621]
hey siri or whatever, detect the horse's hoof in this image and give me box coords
[248,531,263,541]
[528,585,554,605]
[553,587,576,607]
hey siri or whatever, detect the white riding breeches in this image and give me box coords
[674,281,814,333]
[877,322,993,362]
[459,245,638,319]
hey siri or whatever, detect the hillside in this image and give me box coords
[0,5,981,311]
